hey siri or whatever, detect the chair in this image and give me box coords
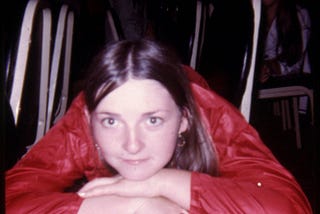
[188,0,261,122]
[189,0,207,69]
[105,10,120,41]
[197,0,257,110]
[150,0,198,65]
[45,4,75,133]
[253,1,313,149]
[7,0,75,152]
[104,5,123,42]
[258,86,314,149]
[239,0,262,122]
[6,0,52,150]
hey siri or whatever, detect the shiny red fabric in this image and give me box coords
[6,67,312,213]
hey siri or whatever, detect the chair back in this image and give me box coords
[6,0,52,150]
[45,4,74,133]
[6,0,75,152]
[239,0,262,121]
[198,0,259,117]
[189,0,207,69]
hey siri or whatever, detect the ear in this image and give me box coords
[178,108,189,133]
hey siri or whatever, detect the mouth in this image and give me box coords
[122,158,148,165]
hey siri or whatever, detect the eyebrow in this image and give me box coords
[142,110,169,117]
[94,111,120,117]
[95,110,171,117]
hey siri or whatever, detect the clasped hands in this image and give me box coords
[78,174,156,198]
[77,169,190,213]
[260,59,281,83]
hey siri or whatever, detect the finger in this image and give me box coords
[78,176,122,193]
[79,179,144,198]
[81,180,133,198]
[78,184,114,198]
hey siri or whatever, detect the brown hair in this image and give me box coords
[84,39,218,176]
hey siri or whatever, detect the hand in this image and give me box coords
[259,64,271,83]
[78,169,191,210]
[78,174,159,199]
[136,197,189,214]
[78,195,145,214]
[265,59,281,75]
[78,196,188,214]
[260,60,282,83]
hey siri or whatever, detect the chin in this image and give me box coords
[121,172,154,181]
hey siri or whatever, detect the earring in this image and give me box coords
[94,143,104,160]
[177,133,186,147]
[94,143,101,150]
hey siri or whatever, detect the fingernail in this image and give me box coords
[77,192,85,197]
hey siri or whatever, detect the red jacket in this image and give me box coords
[6,67,312,213]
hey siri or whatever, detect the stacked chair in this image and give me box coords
[5,0,75,165]
[257,84,314,149]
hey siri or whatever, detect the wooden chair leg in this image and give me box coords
[292,97,302,149]
[281,100,287,130]
[284,99,291,130]
[273,101,280,116]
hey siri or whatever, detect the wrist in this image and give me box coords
[156,169,191,210]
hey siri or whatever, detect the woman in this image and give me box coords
[259,0,311,84]
[6,40,312,213]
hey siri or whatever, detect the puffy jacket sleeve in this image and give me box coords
[189,84,312,213]
[5,94,110,213]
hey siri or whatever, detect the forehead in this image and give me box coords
[95,79,177,112]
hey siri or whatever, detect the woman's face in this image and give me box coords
[88,79,188,180]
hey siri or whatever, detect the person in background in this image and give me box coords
[259,0,311,84]
[6,40,312,213]
[258,0,312,113]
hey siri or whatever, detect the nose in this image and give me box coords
[123,127,144,154]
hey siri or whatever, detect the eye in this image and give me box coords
[146,117,163,126]
[102,117,119,128]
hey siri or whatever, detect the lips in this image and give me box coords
[123,158,147,165]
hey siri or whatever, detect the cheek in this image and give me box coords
[145,129,178,154]
[148,120,181,150]
[91,125,124,154]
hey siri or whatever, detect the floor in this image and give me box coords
[250,98,320,213]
